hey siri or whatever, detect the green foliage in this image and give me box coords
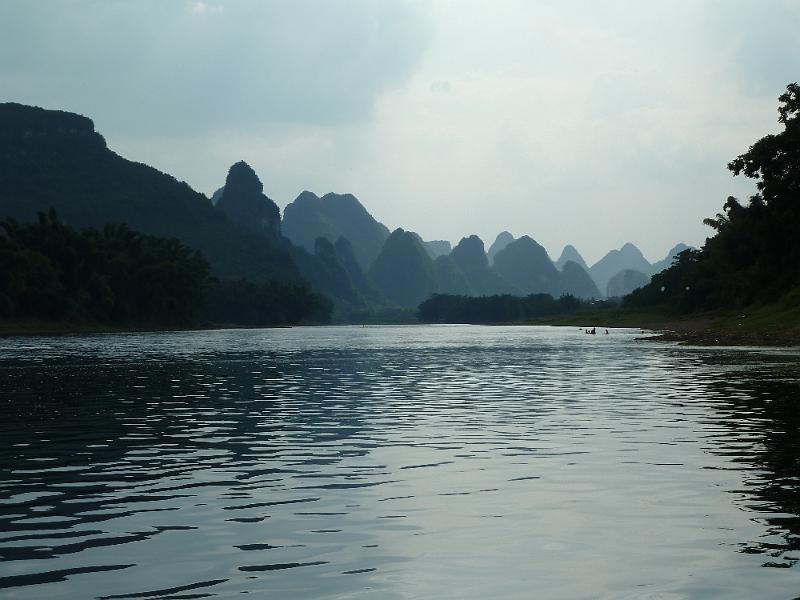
[418,293,587,324]
[205,278,332,326]
[627,83,800,311]
[0,210,209,326]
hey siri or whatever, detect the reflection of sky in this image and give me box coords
[2,327,800,598]
[2,1,798,262]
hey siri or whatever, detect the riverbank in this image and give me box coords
[529,303,800,347]
[0,319,298,337]
[0,319,128,337]
[5,303,800,348]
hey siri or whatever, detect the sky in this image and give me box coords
[1,0,799,264]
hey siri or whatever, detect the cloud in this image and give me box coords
[0,0,795,263]
[189,2,223,16]
[0,0,432,135]
[430,80,452,94]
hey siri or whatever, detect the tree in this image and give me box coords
[627,83,800,310]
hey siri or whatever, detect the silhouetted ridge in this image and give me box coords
[451,235,519,295]
[492,235,560,295]
[650,243,692,274]
[559,260,601,299]
[0,102,300,285]
[368,228,437,308]
[589,243,651,294]
[282,191,390,269]
[607,269,650,298]
[451,235,489,271]
[423,239,452,259]
[487,231,515,265]
[434,254,472,295]
[0,102,105,148]
[333,236,385,305]
[216,161,281,238]
[555,244,588,271]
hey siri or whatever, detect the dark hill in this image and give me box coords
[559,260,601,299]
[216,161,281,238]
[607,269,650,298]
[0,102,300,284]
[423,239,452,259]
[433,254,472,295]
[451,235,519,296]
[589,243,651,294]
[487,231,515,265]
[492,235,560,295]
[368,228,438,308]
[333,236,385,306]
[282,191,390,270]
[555,244,589,271]
[650,243,692,275]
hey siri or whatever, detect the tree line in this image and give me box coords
[0,210,331,328]
[418,293,609,323]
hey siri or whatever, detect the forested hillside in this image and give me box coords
[0,212,331,328]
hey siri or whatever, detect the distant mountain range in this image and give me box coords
[555,244,589,271]
[282,190,390,270]
[0,102,691,315]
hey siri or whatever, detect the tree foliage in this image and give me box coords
[205,278,332,327]
[418,293,593,324]
[0,211,332,328]
[627,84,800,310]
[0,210,209,325]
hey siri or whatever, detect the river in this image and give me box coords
[1,325,799,599]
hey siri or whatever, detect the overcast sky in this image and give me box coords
[2,0,798,263]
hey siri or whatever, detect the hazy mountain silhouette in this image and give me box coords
[607,269,650,298]
[451,235,519,295]
[333,236,385,306]
[555,244,589,271]
[433,254,473,295]
[368,228,438,307]
[487,231,515,265]
[589,243,651,294]
[650,243,692,275]
[216,161,281,238]
[492,235,560,295]
[0,102,301,284]
[310,237,363,306]
[559,260,601,299]
[410,233,451,261]
[282,191,390,270]
[423,239,452,259]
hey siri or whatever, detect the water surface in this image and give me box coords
[1,325,799,599]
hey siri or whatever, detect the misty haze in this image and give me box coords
[1,2,799,599]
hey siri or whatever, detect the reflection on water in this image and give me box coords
[0,325,799,599]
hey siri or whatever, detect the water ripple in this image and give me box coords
[1,325,799,598]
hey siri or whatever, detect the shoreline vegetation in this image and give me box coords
[3,299,799,348]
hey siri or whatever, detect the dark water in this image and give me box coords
[1,325,799,599]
